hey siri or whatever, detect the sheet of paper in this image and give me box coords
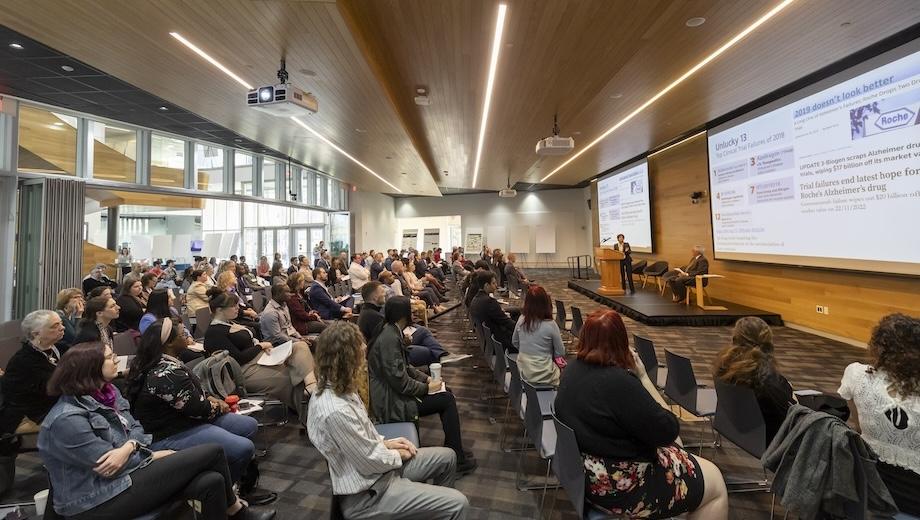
[340,275,351,281]
[257,340,293,366]
[187,342,205,352]
[116,355,132,373]
[403,326,418,336]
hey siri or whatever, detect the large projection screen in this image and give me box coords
[708,38,920,276]
[596,159,653,253]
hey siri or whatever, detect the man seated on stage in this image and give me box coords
[664,245,710,302]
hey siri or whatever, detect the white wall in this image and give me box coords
[395,189,594,267]
[351,191,397,253]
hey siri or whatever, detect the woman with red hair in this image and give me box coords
[554,310,728,519]
[511,285,565,386]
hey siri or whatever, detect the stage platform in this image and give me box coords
[568,279,783,327]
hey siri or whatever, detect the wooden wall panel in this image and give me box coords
[596,133,920,344]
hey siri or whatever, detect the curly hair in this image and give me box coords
[314,321,366,396]
[869,313,920,398]
[713,317,778,389]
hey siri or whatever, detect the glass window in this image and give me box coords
[234,152,254,195]
[88,121,137,183]
[194,143,223,192]
[301,170,315,205]
[261,229,274,258]
[17,105,78,176]
[315,175,324,206]
[276,229,288,259]
[327,178,335,208]
[243,229,258,263]
[262,158,277,199]
[150,134,186,187]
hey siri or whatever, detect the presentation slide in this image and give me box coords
[708,41,920,276]
[597,160,653,253]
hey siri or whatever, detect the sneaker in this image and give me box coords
[456,456,478,477]
[440,353,472,364]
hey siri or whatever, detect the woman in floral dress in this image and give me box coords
[554,310,728,519]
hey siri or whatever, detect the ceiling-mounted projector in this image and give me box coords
[499,188,517,198]
[247,59,318,117]
[535,113,574,155]
[247,83,318,116]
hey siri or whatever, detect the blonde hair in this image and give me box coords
[216,270,237,290]
[55,288,83,311]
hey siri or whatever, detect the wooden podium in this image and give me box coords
[594,247,626,296]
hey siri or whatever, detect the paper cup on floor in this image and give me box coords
[34,489,49,516]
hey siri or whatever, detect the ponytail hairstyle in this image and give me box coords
[713,316,778,388]
[207,286,239,313]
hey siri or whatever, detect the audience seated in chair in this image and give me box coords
[308,321,470,520]
[54,288,84,350]
[712,316,794,446]
[469,271,518,353]
[838,313,920,516]
[218,271,262,336]
[309,267,354,320]
[204,287,316,421]
[0,310,64,490]
[662,245,710,302]
[81,264,118,296]
[554,309,728,519]
[367,296,477,476]
[286,272,328,335]
[358,282,460,367]
[185,269,212,316]
[114,278,145,333]
[140,289,203,364]
[38,343,274,520]
[348,253,371,290]
[260,284,316,366]
[126,318,267,500]
[74,295,119,349]
[512,285,565,386]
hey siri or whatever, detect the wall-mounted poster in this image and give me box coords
[465,233,482,253]
[401,229,418,250]
[423,229,440,251]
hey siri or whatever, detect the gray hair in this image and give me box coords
[21,310,58,341]
[693,245,705,254]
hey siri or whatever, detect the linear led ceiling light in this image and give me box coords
[541,0,795,182]
[472,3,508,188]
[291,116,403,193]
[169,32,254,90]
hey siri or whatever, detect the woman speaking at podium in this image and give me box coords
[613,234,635,293]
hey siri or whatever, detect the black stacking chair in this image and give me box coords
[549,415,619,519]
[500,352,528,452]
[570,307,584,339]
[664,349,719,452]
[554,300,572,335]
[516,381,559,509]
[633,334,666,390]
[713,380,773,496]
[630,259,647,286]
[642,261,669,292]
[112,332,138,356]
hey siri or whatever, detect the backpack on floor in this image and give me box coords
[192,350,246,399]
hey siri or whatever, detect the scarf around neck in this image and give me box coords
[91,382,118,409]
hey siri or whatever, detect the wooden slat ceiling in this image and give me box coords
[341,0,920,189]
[0,0,440,196]
[2,1,919,194]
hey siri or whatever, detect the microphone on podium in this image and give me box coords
[601,237,612,244]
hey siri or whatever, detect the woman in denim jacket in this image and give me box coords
[38,343,273,520]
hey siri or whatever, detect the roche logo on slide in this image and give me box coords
[875,108,915,130]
